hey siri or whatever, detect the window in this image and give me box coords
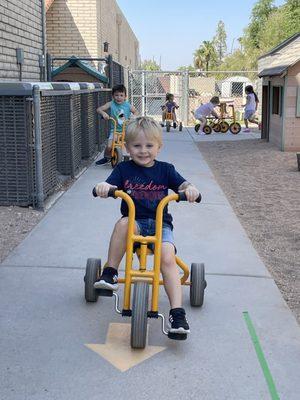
[231,82,243,96]
[272,86,282,115]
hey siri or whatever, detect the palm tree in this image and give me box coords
[194,41,217,72]
[193,48,206,71]
[201,40,217,71]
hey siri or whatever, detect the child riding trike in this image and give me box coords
[162,106,183,132]
[85,188,206,349]
[200,102,241,135]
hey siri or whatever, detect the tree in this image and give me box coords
[140,59,160,71]
[242,0,276,50]
[213,20,227,65]
[194,41,217,71]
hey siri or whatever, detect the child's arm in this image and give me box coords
[95,181,117,198]
[178,181,200,203]
[130,104,138,116]
[97,101,111,120]
[242,94,250,108]
[211,109,219,119]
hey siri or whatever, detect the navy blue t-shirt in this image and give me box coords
[106,160,186,227]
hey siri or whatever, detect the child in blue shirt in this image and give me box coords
[94,116,200,334]
[95,84,138,165]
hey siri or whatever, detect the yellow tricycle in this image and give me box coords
[109,117,130,168]
[85,188,206,349]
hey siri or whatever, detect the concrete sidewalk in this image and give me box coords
[1,129,300,400]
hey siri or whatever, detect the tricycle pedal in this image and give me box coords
[168,332,188,340]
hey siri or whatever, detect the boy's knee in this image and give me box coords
[116,217,128,227]
[161,243,176,267]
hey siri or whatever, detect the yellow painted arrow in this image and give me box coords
[85,323,166,372]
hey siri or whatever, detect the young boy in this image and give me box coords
[94,116,200,334]
[95,84,138,165]
[194,96,220,134]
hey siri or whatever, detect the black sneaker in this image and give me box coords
[95,157,110,165]
[169,308,190,334]
[160,123,165,127]
[93,267,118,290]
[173,122,177,129]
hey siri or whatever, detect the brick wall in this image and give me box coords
[283,63,300,152]
[0,0,43,81]
[47,0,139,70]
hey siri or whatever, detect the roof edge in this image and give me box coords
[258,32,300,60]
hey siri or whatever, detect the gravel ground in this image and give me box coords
[1,139,299,325]
[198,138,300,325]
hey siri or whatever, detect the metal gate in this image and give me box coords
[128,70,189,124]
[128,70,260,126]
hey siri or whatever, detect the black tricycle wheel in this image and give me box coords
[111,147,123,168]
[179,122,183,131]
[131,281,149,349]
[220,121,229,133]
[190,263,206,307]
[212,123,221,133]
[203,125,212,135]
[229,122,241,134]
[166,121,171,132]
[84,258,101,302]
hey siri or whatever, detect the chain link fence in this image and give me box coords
[128,70,260,125]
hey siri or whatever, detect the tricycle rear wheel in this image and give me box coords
[190,262,206,307]
[131,281,149,349]
[111,147,123,168]
[166,121,171,132]
[84,258,101,302]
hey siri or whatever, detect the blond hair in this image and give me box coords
[125,116,162,147]
[210,96,220,105]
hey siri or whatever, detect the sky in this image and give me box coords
[117,0,286,70]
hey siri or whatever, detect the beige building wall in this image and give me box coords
[283,63,300,152]
[0,0,44,81]
[47,0,139,70]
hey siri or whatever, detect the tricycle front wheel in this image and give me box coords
[190,262,206,307]
[84,258,101,302]
[131,282,149,349]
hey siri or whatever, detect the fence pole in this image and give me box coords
[142,71,145,115]
[33,85,44,210]
[183,70,189,126]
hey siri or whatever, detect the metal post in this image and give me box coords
[69,95,75,177]
[107,54,113,88]
[141,71,145,116]
[46,53,52,81]
[32,85,44,210]
[182,70,189,126]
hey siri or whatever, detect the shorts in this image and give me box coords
[244,110,256,120]
[135,218,175,249]
[194,114,206,121]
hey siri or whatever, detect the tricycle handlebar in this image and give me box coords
[92,187,201,203]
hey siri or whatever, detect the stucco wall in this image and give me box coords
[0,0,43,81]
[283,63,300,152]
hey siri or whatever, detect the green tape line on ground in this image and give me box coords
[243,311,280,400]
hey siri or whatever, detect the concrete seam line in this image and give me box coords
[243,311,280,400]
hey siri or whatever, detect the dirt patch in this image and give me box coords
[198,139,300,324]
[0,176,75,264]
